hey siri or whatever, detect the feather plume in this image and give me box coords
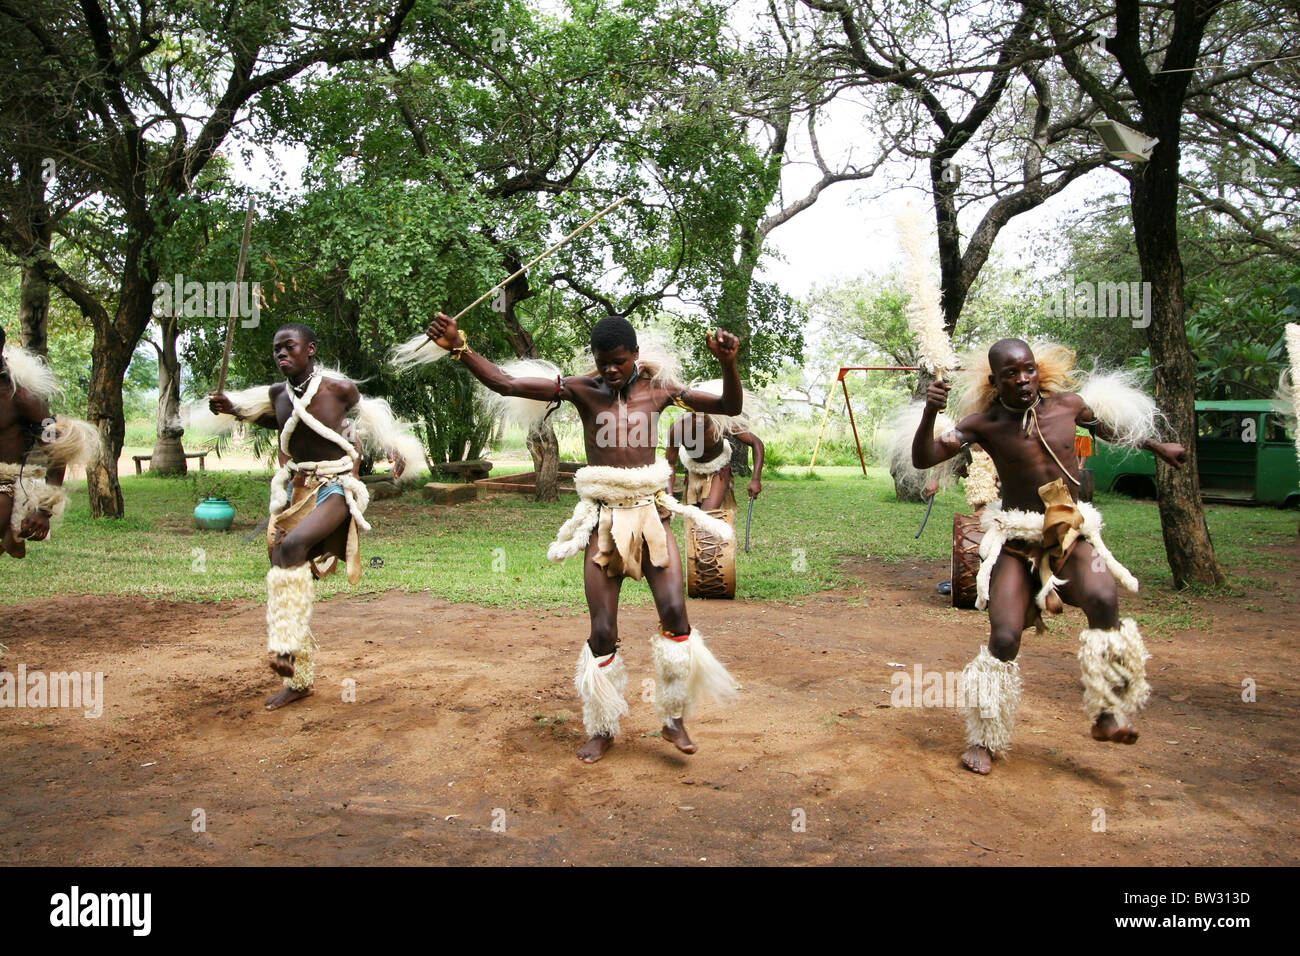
[388,332,449,372]
[897,206,957,378]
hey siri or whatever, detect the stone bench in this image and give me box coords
[436,459,493,481]
[422,482,479,505]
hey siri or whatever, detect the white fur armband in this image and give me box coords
[881,400,957,497]
[388,333,449,372]
[1078,370,1163,448]
[351,397,426,481]
[2,346,58,400]
[480,359,565,431]
[184,384,275,434]
[34,483,68,518]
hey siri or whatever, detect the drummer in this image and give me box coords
[665,408,765,511]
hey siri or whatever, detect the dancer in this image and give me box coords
[421,312,741,763]
[207,323,421,710]
[912,338,1186,774]
[0,326,99,563]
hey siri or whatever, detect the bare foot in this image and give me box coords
[661,718,697,755]
[268,652,294,677]
[1091,712,1139,744]
[2,528,26,559]
[961,744,993,774]
[265,686,312,711]
[577,734,613,764]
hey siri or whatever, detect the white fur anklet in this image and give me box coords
[1079,618,1151,726]
[651,628,739,724]
[961,646,1022,756]
[266,564,314,657]
[285,643,315,691]
[574,644,629,737]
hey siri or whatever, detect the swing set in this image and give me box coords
[807,365,920,474]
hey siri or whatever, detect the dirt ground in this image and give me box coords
[2,541,1298,866]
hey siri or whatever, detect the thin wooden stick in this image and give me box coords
[216,197,256,394]
[413,194,630,353]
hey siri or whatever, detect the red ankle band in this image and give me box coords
[597,651,617,667]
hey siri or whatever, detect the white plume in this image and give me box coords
[479,359,566,431]
[184,384,274,435]
[351,396,426,481]
[897,205,958,378]
[388,332,449,372]
[1282,323,1300,464]
[880,399,958,497]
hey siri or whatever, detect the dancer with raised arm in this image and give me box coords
[420,312,741,763]
[912,339,1186,774]
[207,323,422,710]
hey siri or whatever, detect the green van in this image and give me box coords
[1089,400,1300,506]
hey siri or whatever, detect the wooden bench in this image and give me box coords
[133,452,209,474]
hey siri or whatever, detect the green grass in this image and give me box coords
[3,465,1295,611]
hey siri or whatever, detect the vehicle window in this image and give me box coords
[1265,412,1295,444]
[1197,411,1246,441]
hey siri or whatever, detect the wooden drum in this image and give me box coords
[951,512,984,610]
[686,508,737,599]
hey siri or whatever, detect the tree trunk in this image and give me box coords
[86,331,131,517]
[18,264,49,358]
[150,313,186,475]
[498,286,560,502]
[1130,131,1224,587]
[86,274,154,517]
[527,420,559,503]
[728,437,750,477]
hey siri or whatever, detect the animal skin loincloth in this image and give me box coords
[548,459,734,581]
[978,478,1138,628]
[681,439,733,510]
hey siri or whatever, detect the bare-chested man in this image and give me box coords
[665,413,764,511]
[209,323,404,710]
[912,338,1186,774]
[1,326,98,564]
[424,312,742,763]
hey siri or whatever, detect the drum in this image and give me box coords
[951,512,984,609]
[686,508,737,599]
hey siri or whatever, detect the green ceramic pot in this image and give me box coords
[194,497,235,531]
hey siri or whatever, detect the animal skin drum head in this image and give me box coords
[687,508,737,599]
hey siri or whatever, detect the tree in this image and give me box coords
[1042,0,1297,586]
[233,0,791,498]
[0,0,417,516]
[802,0,1110,340]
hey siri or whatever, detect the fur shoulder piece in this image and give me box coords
[2,347,58,400]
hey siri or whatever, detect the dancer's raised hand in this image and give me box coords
[705,329,739,365]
